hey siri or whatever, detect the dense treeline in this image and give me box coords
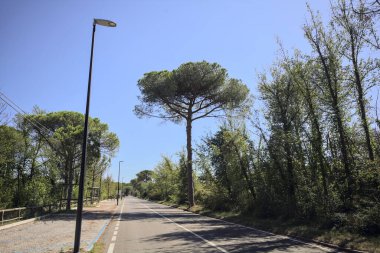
[130,0,380,235]
[0,109,119,210]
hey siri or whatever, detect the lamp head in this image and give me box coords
[94,19,117,27]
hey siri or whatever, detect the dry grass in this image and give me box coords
[88,241,105,253]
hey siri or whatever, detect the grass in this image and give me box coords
[157,200,380,253]
[59,241,105,253]
[88,241,105,253]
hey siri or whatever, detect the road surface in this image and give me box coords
[102,196,340,253]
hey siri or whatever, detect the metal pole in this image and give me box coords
[107,176,110,199]
[99,172,102,201]
[121,177,124,200]
[74,23,96,253]
[117,161,122,205]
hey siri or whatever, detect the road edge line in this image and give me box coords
[142,203,229,253]
[145,198,366,253]
[105,198,125,253]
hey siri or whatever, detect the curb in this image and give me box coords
[85,218,112,252]
[85,202,119,252]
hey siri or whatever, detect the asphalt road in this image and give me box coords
[102,196,341,253]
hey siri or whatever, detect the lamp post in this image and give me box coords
[117,161,123,205]
[73,18,116,253]
[121,177,125,199]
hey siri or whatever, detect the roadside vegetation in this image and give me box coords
[0,109,120,211]
[130,1,380,252]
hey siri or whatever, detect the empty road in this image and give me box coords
[102,196,340,253]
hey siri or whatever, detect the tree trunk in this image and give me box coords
[284,136,296,216]
[314,41,353,209]
[232,143,256,201]
[66,160,74,211]
[304,83,329,204]
[99,173,102,200]
[16,166,21,207]
[107,180,110,199]
[186,118,195,207]
[29,138,42,179]
[350,36,374,160]
[335,106,353,208]
[91,168,95,204]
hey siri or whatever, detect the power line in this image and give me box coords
[0,95,49,135]
[0,91,52,134]
[0,91,64,156]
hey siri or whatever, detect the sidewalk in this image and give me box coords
[0,199,118,253]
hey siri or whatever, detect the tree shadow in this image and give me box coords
[39,209,115,222]
[123,208,345,253]
[144,227,342,253]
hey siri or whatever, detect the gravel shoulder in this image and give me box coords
[0,200,118,253]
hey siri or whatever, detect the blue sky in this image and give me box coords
[0,0,332,182]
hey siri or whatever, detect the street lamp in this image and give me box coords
[121,177,125,199]
[117,161,124,205]
[74,18,116,253]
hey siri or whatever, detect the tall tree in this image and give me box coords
[332,0,376,160]
[304,9,354,209]
[259,63,303,216]
[206,123,256,205]
[23,111,119,210]
[152,157,178,201]
[0,125,25,208]
[134,61,249,206]
[280,51,330,210]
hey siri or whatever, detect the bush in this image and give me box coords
[24,177,50,207]
[322,207,380,235]
[353,206,380,235]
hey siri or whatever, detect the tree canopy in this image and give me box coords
[134,61,250,206]
[0,110,119,209]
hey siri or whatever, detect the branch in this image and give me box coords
[192,105,224,121]
[135,108,182,121]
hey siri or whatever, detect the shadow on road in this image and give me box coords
[122,205,343,253]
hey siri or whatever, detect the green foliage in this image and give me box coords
[134,61,250,207]
[130,155,189,204]
[0,110,119,209]
[23,177,50,207]
[130,0,380,238]
[135,61,250,122]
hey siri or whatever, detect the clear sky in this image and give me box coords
[0,0,332,183]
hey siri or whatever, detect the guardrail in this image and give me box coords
[1,207,25,225]
[0,199,101,226]
[0,204,58,226]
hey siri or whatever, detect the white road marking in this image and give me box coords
[106,198,125,253]
[143,199,331,253]
[184,209,331,252]
[143,203,229,253]
[107,243,115,253]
